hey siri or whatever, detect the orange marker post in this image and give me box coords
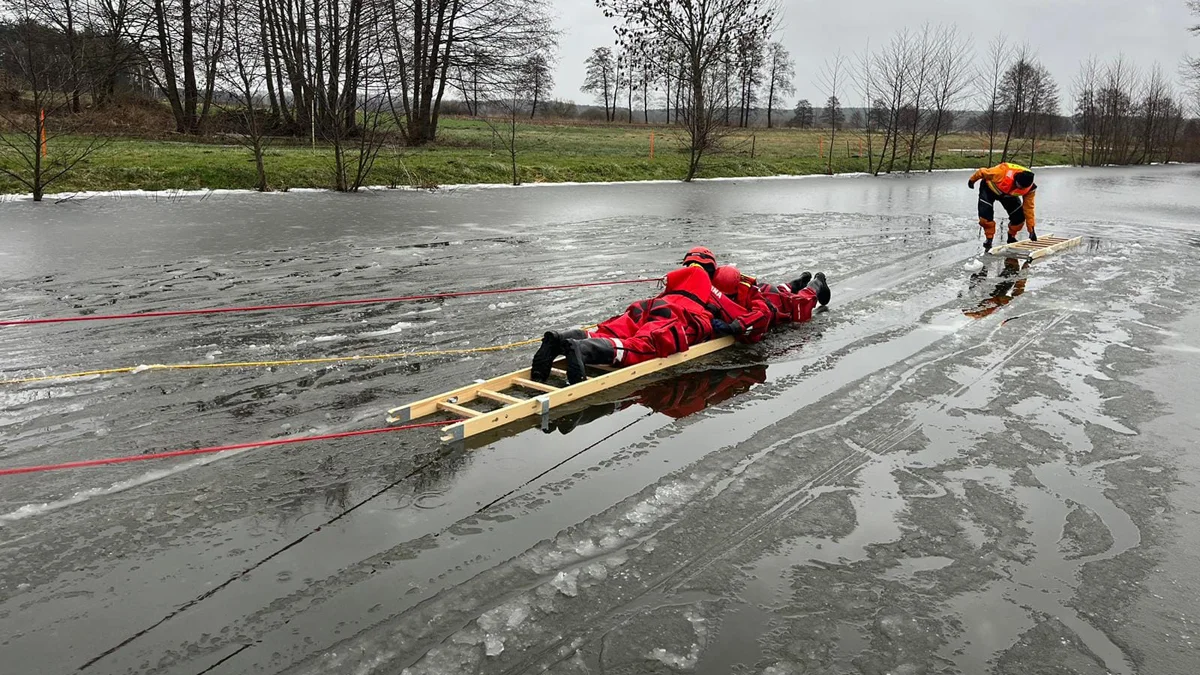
[650,132,655,160]
[40,109,46,157]
[819,137,824,158]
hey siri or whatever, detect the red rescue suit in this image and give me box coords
[588,266,716,366]
[756,282,819,325]
[715,267,819,330]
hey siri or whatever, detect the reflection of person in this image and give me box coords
[968,162,1038,253]
[543,366,768,434]
[962,257,1030,319]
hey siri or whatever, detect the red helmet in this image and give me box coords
[713,265,742,296]
[682,246,717,270]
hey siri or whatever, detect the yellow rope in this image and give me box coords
[2,336,549,386]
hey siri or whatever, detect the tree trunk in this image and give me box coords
[153,0,188,133]
[182,0,199,133]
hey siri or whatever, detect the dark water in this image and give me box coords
[1,165,1199,675]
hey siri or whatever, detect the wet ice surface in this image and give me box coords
[1,165,1199,674]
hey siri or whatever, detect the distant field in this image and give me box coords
[0,116,1077,195]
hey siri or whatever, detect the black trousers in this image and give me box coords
[978,185,1025,226]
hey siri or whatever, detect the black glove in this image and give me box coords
[711,318,735,335]
[968,178,977,189]
[1029,230,1038,242]
[729,319,746,335]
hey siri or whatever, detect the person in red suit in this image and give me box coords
[712,265,828,334]
[531,247,831,384]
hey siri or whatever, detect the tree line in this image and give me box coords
[577,17,1200,177]
[0,0,557,197]
[1,0,1198,197]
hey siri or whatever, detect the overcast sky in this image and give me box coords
[547,0,1199,108]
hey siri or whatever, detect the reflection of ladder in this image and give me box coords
[386,336,736,443]
[991,234,1083,260]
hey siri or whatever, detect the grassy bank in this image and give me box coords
[0,117,1077,195]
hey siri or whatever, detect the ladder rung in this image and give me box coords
[550,368,568,379]
[437,401,483,418]
[513,377,558,393]
[478,389,524,405]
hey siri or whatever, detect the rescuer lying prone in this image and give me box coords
[530,247,832,385]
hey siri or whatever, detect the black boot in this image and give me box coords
[807,272,831,306]
[1006,234,1018,244]
[788,272,813,294]
[531,328,587,382]
[564,338,617,385]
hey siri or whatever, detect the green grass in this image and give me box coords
[0,117,1076,195]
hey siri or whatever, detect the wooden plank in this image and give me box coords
[386,367,534,423]
[438,401,484,418]
[1029,236,1083,260]
[513,377,559,393]
[550,368,569,379]
[439,337,737,443]
[478,389,525,406]
[990,234,1083,259]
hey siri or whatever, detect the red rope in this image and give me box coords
[0,278,660,327]
[0,422,453,477]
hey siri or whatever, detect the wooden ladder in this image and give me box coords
[386,336,737,443]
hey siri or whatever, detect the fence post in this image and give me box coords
[751,134,756,159]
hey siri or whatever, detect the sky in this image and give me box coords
[547,0,1200,109]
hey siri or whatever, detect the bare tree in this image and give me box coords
[379,0,556,145]
[977,34,1010,165]
[875,29,911,173]
[482,88,527,185]
[0,9,107,200]
[734,32,763,127]
[1073,56,1100,166]
[762,41,793,128]
[901,24,934,172]
[218,0,271,191]
[925,25,970,171]
[581,46,618,122]
[143,0,228,133]
[853,43,879,172]
[998,45,1038,160]
[597,0,776,181]
[521,52,554,119]
[637,58,654,123]
[815,50,846,174]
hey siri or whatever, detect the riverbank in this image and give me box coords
[0,118,1077,195]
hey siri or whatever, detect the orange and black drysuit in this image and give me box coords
[969,162,1037,247]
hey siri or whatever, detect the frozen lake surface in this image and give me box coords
[1,165,1199,675]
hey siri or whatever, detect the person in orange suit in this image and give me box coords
[968,162,1038,253]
